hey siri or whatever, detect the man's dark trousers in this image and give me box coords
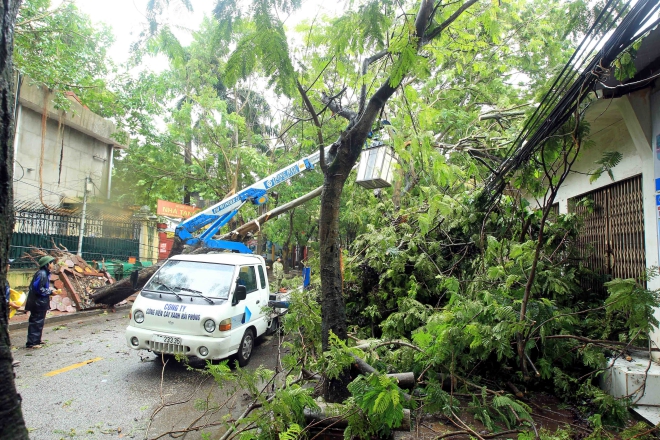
[26,309,47,347]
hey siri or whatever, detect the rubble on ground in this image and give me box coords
[23,247,116,312]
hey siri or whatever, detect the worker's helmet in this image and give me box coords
[38,255,55,268]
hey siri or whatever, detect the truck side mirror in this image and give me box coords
[130,270,140,290]
[233,285,247,306]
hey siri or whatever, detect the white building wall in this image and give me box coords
[12,82,125,206]
[13,107,112,205]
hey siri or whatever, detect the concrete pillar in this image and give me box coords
[650,89,660,358]
[133,207,159,264]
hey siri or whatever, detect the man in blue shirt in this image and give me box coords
[24,256,56,349]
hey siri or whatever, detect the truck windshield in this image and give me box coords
[143,260,234,299]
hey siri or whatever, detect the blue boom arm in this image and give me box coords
[176,146,331,253]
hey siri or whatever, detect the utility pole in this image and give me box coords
[77,175,90,256]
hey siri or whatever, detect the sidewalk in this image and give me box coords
[8,298,135,331]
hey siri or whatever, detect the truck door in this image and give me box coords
[232,265,261,348]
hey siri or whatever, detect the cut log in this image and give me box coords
[387,372,416,389]
[218,186,323,242]
[91,264,160,305]
[303,370,415,389]
[351,355,413,400]
[66,305,75,313]
[53,279,64,289]
[304,403,411,431]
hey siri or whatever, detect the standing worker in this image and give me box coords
[24,256,57,349]
[272,257,284,292]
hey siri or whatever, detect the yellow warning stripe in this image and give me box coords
[44,357,103,377]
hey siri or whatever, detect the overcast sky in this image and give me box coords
[74,0,212,66]
[73,0,342,67]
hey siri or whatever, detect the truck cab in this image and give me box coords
[125,253,272,366]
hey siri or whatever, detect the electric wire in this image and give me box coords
[484,0,660,203]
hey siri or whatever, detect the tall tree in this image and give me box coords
[216,0,487,401]
[0,1,28,438]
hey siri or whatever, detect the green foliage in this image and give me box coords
[621,422,657,440]
[604,275,660,339]
[281,287,322,370]
[15,0,113,108]
[321,331,362,381]
[590,151,623,183]
[223,2,297,96]
[278,423,302,440]
[346,374,406,438]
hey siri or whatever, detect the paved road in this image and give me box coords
[9,311,281,440]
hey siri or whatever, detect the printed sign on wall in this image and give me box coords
[156,200,200,219]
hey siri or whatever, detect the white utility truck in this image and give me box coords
[126,253,282,365]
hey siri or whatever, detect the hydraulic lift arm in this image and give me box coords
[175,146,332,253]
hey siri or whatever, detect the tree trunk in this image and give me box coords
[218,186,322,242]
[0,1,28,438]
[90,265,160,305]
[319,166,354,402]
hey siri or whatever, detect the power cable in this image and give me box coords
[484,0,660,202]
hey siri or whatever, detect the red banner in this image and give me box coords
[156,200,200,219]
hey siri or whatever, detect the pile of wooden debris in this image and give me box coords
[23,246,115,312]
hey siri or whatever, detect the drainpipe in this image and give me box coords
[77,176,90,256]
[106,145,114,199]
[13,72,23,177]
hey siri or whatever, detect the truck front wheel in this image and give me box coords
[237,328,255,367]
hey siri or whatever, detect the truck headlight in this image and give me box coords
[203,319,216,333]
[134,310,145,324]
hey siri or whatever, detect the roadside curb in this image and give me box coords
[8,304,131,331]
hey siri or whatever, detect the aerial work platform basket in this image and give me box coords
[355,141,397,189]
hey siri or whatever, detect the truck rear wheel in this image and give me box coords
[237,328,255,367]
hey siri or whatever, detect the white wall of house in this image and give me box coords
[12,82,124,206]
[545,87,659,358]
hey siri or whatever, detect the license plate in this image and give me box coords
[153,334,182,345]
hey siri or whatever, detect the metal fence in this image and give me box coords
[10,200,142,269]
